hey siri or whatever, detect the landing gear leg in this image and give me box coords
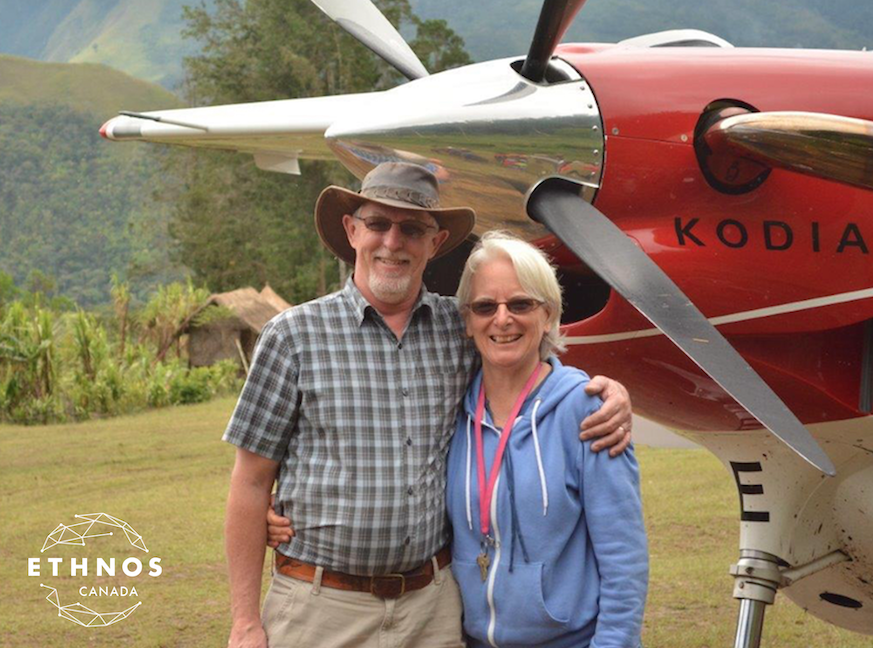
[730,550,782,648]
[733,599,767,648]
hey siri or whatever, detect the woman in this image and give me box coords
[446,231,647,648]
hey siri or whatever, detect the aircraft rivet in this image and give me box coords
[738,582,745,589]
[681,134,689,142]
[612,127,619,135]
[745,567,754,574]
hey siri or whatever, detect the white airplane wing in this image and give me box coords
[100,93,383,173]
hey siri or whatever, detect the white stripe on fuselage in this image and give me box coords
[565,286,873,345]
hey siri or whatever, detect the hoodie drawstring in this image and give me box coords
[530,399,549,517]
[465,415,474,531]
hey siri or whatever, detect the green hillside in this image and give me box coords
[0,54,179,116]
[59,0,203,89]
[0,57,184,307]
[0,0,204,88]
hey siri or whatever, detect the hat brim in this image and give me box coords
[315,186,476,265]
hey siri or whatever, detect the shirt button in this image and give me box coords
[407,486,414,495]
[398,342,403,350]
[404,536,411,545]
[401,388,409,397]
[406,438,413,446]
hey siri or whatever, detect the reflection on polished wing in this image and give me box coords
[101,93,386,170]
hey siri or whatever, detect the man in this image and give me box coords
[224,162,632,648]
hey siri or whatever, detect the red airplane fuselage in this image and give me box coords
[551,45,873,432]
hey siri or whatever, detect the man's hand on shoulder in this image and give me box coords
[580,376,632,457]
[228,618,268,648]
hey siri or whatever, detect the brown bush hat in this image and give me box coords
[315,162,476,265]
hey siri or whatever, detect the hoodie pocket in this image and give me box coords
[452,560,492,643]
[493,561,569,645]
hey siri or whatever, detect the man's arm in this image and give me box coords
[580,376,633,456]
[226,448,280,648]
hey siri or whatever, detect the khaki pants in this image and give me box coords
[261,561,465,648]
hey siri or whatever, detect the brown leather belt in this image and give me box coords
[274,546,451,599]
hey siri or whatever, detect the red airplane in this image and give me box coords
[100,1,873,645]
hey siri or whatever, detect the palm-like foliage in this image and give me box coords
[138,278,210,363]
[0,280,241,425]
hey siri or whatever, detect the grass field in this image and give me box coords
[0,398,869,647]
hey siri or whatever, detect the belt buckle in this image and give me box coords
[370,573,406,599]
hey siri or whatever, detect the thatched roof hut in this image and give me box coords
[185,285,292,371]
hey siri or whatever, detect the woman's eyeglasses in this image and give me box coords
[466,298,544,317]
[353,215,437,239]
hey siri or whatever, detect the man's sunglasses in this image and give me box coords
[353,215,438,239]
[466,298,544,317]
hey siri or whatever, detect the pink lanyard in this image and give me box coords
[474,364,542,539]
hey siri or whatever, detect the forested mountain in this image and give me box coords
[0,56,184,306]
[1,0,870,89]
[0,0,211,88]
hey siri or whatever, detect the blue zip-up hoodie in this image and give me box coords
[446,358,648,648]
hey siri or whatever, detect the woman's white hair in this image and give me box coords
[457,231,566,359]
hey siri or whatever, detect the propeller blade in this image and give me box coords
[702,111,873,191]
[527,177,836,476]
[520,0,588,82]
[311,0,429,80]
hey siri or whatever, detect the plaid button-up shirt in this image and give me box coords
[223,278,477,575]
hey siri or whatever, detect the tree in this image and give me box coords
[410,17,472,72]
[168,0,471,304]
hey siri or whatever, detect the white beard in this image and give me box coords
[368,272,414,304]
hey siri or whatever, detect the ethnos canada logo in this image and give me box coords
[27,512,162,627]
